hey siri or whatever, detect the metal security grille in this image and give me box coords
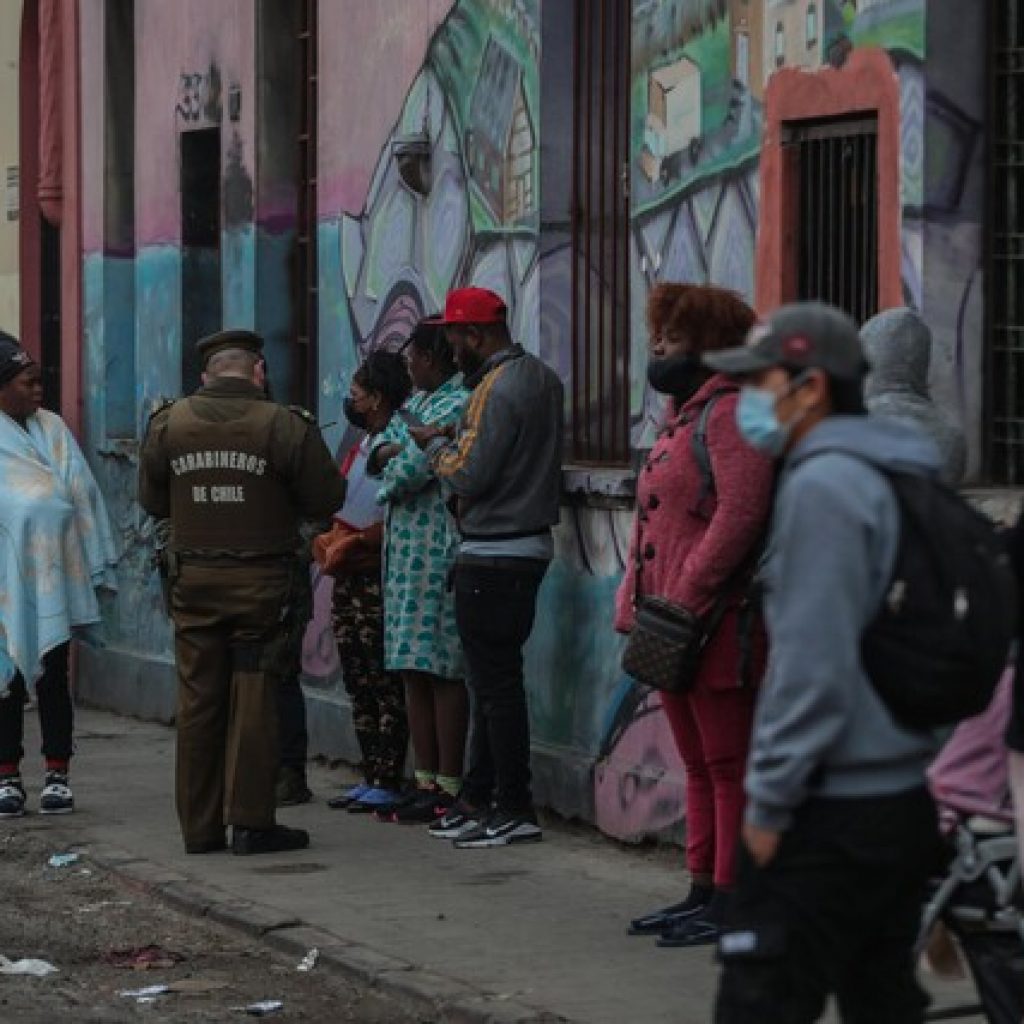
[784,115,879,325]
[294,0,318,406]
[570,0,631,465]
[988,1,1024,484]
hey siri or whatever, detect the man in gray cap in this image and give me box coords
[139,329,344,855]
[704,303,944,1023]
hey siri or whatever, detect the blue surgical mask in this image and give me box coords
[736,388,789,456]
[736,373,811,457]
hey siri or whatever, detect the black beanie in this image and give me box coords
[0,331,35,387]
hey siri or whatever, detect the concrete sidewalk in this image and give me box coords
[15,709,980,1024]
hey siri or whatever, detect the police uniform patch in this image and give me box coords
[288,405,317,425]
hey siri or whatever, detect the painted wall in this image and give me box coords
[0,1,23,336]
[76,0,991,844]
[79,0,263,704]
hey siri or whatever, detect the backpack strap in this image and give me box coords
[689,387,734,520]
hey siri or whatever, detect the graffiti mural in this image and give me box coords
[303,0,962,844]
[75,0,987,846]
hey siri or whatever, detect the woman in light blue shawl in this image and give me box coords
[0,333,118,819]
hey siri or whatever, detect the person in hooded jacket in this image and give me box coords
[860,307,966,486]
[615,284,775,947]
[705,302,944,1024]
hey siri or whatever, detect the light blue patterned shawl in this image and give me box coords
[0,409,118,694]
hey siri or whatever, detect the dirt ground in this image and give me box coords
[0,824,420,1024]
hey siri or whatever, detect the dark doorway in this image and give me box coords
[569,0,632,465]
[180,128,222,395]
[39,217,61,412]
[784,114,879,325]
[104,0,136,437]
[294,0,318,407]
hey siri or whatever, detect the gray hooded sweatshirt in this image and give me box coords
[745,416,944,832]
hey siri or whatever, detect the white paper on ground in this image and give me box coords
[0,955,58,976]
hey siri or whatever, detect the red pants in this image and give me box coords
[662,685,756,888]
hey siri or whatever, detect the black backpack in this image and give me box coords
[856,466,1018,730]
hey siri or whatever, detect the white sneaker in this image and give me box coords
[452,810,542,849]
[0,776,25,818]
[39,772,73,815]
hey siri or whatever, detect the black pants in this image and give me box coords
[0,643,73,767]
[715,787,941,1024]
[455,559,546,816]
[277,673,308,770]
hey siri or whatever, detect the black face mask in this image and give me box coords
[647,354,708,401]
[343,396,370,432]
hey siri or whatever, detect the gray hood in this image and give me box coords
[861,307,931,400]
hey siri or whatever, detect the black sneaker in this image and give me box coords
[39,772,73,815]
[628,885,713,936]
[657,890,730,948]
[0,776,26,818]
[427,799,484,839]
[452,809,542,849]
[387,787,455,824]
[276,765,313,807]
[232,824,310,856]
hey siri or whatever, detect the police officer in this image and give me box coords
[139,329,344,855]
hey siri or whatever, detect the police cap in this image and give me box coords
[196,329,264,368]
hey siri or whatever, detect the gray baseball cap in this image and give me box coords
[703,302,869,380]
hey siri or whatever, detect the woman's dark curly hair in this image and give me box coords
[647,283,756,353]
[406,316,455,369]
[354,350,413,409]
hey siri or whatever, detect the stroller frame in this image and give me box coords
[918,819,1023,1023]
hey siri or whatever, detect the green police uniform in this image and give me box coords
[138,330,344,852]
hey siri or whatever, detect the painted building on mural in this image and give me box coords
[37,0,1009,844]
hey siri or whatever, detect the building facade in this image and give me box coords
[0,2,22,336]
[12,0,1019,842]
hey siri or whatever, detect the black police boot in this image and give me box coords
[276,765,313,807]
[232,824,310,856]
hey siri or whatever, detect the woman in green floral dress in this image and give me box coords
[370,319,469,823]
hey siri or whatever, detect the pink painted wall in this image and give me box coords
[134,0,255,247]
[318,0,454,217]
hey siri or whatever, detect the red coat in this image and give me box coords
[614,375,775,691]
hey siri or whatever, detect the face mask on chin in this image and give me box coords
[646,354,708,401]
[736,372,811,458]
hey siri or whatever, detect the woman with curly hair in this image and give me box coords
[615,284,775,947]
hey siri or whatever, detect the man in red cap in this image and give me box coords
[411,287,563,849]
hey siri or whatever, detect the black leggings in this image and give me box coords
[0,643,73,767]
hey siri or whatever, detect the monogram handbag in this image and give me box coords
[621,595,705,693]
[620,474,714,693]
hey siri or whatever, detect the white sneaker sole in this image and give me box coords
[454,830,543,849]
[39,805,74,815]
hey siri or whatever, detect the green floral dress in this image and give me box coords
[372,374,468,679]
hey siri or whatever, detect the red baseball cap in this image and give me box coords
[440,287,508,325]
